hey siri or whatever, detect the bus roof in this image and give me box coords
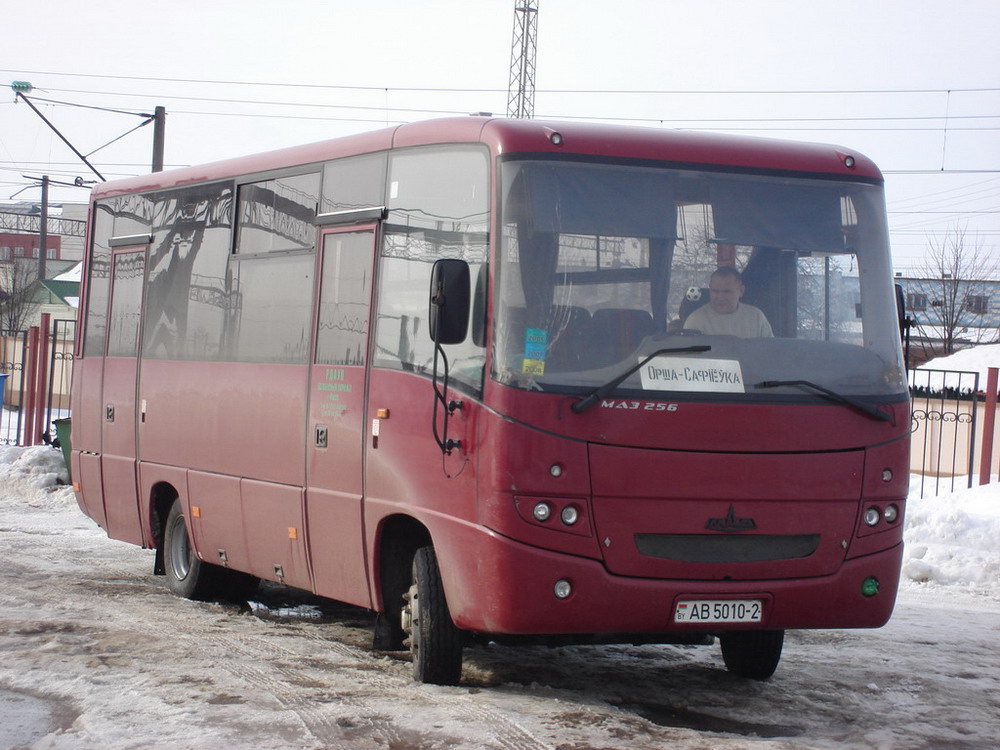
[91,116,881,200]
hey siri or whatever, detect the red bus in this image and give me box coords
[70,116,910,685]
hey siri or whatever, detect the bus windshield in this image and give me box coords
[494,158,907,400]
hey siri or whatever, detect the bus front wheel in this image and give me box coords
[402,546,463,685]
[719,630,784,680]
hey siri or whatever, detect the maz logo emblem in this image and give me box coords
[706,504,757,533]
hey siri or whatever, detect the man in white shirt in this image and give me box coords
[684,267,773,338]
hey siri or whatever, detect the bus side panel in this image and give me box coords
[304,489,371,609]
[100,356,143,546]
[75,452,107,530]
[71,356,104,453]
[187,470,251,574]
[364,371,477,519]
[138,360,308,487]
[100,456,143,546]
[363,369,478,605]
[241,479,311,590]
[70,355,106,526]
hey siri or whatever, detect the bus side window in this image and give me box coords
[228,173,320,363]
[143,183,232,361]
[375,146,488,392]
[83,204,114,357]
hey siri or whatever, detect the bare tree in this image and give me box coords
[914,225,999,357]
[0,258,41,332]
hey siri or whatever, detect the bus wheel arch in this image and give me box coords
[372,514,431,651]
[150,482,180,576]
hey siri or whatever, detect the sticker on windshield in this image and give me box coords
[639,356,745,393]
[522,328,548,375]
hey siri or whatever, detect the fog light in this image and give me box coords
[861,577,880,597]
[560,505,579,526]
[549,463,563,478]
[553,579,572,599]
[881,468,893,482]
[884,504,899,523]
[532,502,552,522]
[863,507,881,527]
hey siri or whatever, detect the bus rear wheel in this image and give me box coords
[402,546,463,685]
[163,500,259,602]
[719,629,784,680]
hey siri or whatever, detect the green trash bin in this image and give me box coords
[54,417,72,482]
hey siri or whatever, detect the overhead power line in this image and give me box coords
[25,87,1000,135]
[4,68,999,96]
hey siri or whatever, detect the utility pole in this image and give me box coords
[38,175,48,281]
[507,0,539,119]
[152,105,166,172]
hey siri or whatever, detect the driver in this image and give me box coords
[684,267,773,338]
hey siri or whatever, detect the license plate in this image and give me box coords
[674,599,763,623]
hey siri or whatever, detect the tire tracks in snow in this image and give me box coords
[194,619,554,750]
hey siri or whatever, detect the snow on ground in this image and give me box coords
[1,446,999,749]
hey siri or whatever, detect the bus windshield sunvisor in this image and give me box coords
[711,181,845,252]
[519,163,678,239]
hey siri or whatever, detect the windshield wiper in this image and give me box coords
[571,346,711,414]
[754,380,891,422]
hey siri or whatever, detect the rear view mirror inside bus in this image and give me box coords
[429,259,471,345]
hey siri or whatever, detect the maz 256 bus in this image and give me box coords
[71,116,910,685]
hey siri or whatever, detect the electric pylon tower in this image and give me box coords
[507,0,539,119]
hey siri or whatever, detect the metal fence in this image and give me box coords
[908,368,981,498]
[0,320,75,447]
[0,329,29,446]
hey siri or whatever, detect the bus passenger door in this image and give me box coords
[100,248,147,545]
[306,227,377,608]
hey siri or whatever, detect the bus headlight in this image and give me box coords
[532,502,552,522]
[863,507,881,527]
[883,504,899,523]
[560,505,579,526]
[553,579,572,599]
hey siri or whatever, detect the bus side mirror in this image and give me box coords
[429,259,471,345]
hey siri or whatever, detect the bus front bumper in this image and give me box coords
[434,524,903,636]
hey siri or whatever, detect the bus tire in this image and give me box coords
[163,500,220,601]
[403,546,463,685]
[719,629,784,680]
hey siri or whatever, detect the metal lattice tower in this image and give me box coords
[507,1,539,119]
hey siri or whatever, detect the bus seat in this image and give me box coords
[678,287,709,327]
[545,306,592,372]
[591,308,654,365]
[497,305,592,374]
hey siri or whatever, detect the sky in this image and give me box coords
[1,0,998,273]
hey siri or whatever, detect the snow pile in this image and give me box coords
[901,478,1000,596]
[0,445,71,492]
[916,343,1000,391]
